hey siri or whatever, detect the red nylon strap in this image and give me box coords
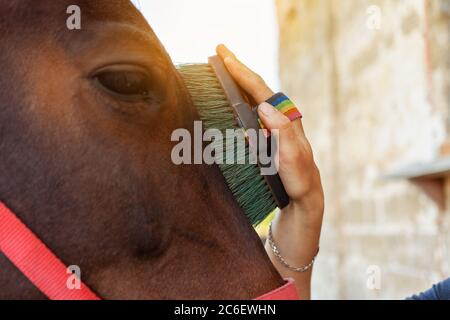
[256,278,299,300]
[0,201,297,300]
[0,202,100,300]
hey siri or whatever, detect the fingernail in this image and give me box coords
[259,102,276,117]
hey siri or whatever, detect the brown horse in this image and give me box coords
[0,0,284,299]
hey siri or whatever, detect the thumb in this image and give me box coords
[257,102,302,178]
[257,102,292,132]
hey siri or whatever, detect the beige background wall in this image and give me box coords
[276,0,450,299]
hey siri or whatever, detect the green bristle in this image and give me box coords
[177,64,277,226]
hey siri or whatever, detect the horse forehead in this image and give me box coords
[3,0,150,31]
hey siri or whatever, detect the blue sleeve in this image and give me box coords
[407,278,450,300]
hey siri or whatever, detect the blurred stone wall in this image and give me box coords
[276,0,450,299]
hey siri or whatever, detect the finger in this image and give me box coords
[216,45,273,103]
[216,44,237,61]
[217,44,254,77]
[217,45,306,138]
[258,102,304,170]
[258,102,291,131]
[259,102,306,139]
[291,118,306,138]
[224,58,274,103]
[258,103,315,183]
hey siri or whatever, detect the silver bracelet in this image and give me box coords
[268,222,319,273]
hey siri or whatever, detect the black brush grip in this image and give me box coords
[208,55,289,210]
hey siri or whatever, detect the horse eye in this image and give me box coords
[94,70,152,100]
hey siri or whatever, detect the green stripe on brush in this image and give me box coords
[177,63,277,226]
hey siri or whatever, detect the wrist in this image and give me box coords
[269,211,321,270]
[284,195,324,228]
[267,221,319,273]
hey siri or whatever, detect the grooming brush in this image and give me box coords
[178,56,289,226]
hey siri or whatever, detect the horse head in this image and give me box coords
[0,0,284,299]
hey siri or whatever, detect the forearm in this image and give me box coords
[265,201,323,300]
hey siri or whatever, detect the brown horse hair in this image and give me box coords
[0,0,285,299]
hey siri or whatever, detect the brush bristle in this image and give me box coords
[177,64,277,226]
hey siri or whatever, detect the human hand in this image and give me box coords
[216,44,324,219]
